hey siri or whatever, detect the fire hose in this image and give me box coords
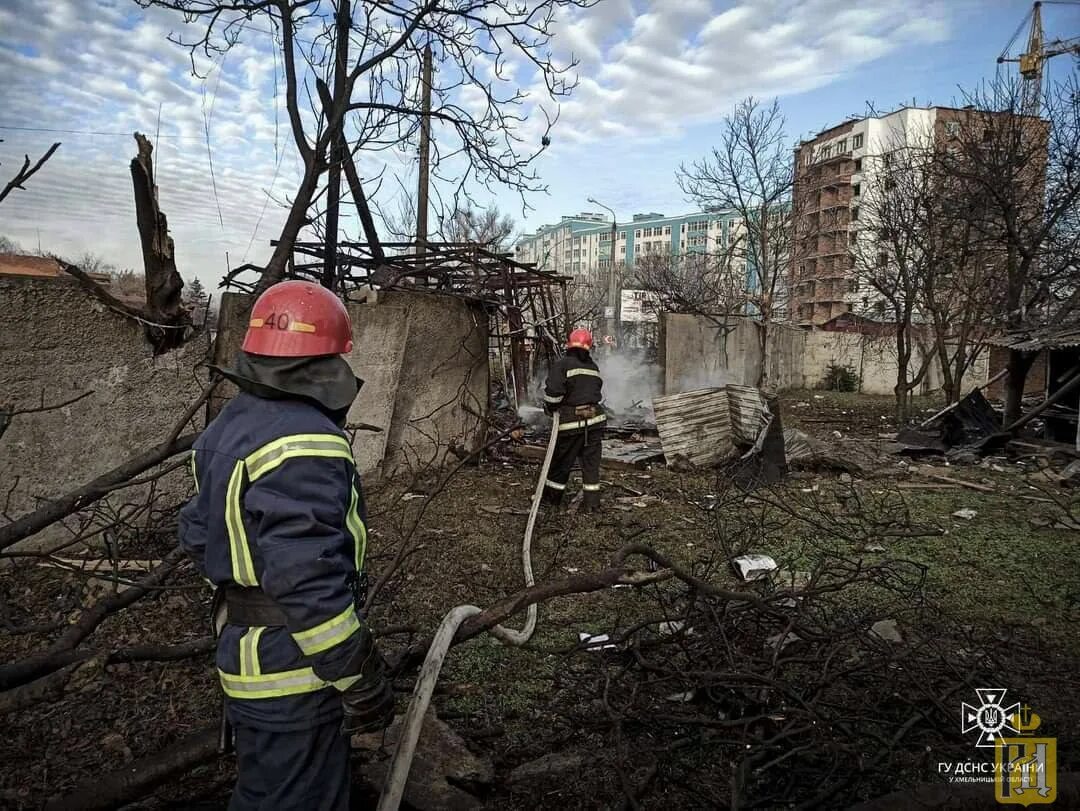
[375,413,560,811]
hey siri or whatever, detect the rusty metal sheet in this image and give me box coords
[726,384,769,444]
[652,387,734,467]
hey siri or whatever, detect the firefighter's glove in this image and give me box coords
[340,630,395,735]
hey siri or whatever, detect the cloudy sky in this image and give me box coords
[1,0,1076,292]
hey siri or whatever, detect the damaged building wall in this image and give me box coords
[660,313,993,396]
[0,275,209,547]
[214,289,488,478]
[659,314,804,393]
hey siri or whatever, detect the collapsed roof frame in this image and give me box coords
[227,240,572,408]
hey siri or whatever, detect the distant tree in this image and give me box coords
[108,269,146,300]
[940,74,1080,423]
[0,235,21,253]
[677,97,794,388]
[75,252,117,276]
[184,277,210,325]
[443,205,517,252]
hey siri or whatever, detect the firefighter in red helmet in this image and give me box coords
[179,280,393,810]
[541,329,606,512]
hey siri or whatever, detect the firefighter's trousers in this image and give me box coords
[541,425,604,510]
[229,716,350,811]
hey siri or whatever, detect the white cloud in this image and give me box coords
[0,0,955,290]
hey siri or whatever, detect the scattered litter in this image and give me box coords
[563,566,581,574]
[402,492,427,501]
[839,473,852,484]
[864,543,887,553]
[732,554,778,581]
[665,691,696,703]
[658,620,688,636]
[775,597,799,608]
[771,569,810,590]
[831,430,843,439]
[799,486,819,493]
[480,505,529,516]
[578,632,618,651]
[869,619,903,644]
[813,395,825,400]
[952,508,978,520]
[765,631,801,652]
[480,563,492,572]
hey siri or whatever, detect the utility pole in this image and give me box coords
[415,43,433,261]
[321,0,350,289]
[587,196,621,347]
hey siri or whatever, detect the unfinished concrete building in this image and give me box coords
[789,105,1039,327]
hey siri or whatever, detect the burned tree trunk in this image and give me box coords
[130,132,189,351]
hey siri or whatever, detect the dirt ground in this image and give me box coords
[2,390,1079,808]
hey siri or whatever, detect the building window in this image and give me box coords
[620,245,626,254]
[852,134,864,149]
[821,145,832,159]
[664,226,671,235]
[853,183,861,197]
[851,206,860,221]
[635,229,641,238]
[854,158,862,172]
[877,251,887,268]
[837,138,847,152]
[945,121,961,138]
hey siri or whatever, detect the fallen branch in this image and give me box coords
[0,433,197,553]
[924,473,995,494]
[0,660,96,718]
[0,550,184,690]
[44,725,220,811]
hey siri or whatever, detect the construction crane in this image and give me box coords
[997,1,1080,115]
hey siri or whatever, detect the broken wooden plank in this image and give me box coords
[924,473,995,493]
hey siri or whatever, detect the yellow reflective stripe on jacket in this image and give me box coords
[240,627,265,676]
[346,485,367,572]
[558,413,607,432]
[190,450,199,493]
[245,433,353,482]
[582,483,601,492]
[219,666,329,699]
[226,434,358,588]
[566,368,601,378]
[226,460,257,587]
[218,667,362,699]
[291,604,361,657]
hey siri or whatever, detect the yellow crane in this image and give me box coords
[997,1,1080,115]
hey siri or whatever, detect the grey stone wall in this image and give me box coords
[214,289,489,478]
[0,275,210,549]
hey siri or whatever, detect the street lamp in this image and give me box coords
[586,196,621,347]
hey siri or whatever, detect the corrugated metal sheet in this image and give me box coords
[653,387,734,467]
[986,325,1080,351]
[726,384,769,444]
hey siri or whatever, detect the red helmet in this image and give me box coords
[566,328,593,350]
[242,280,353,357]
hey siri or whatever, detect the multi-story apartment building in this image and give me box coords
[790,105,1017,326]
[514,209,748,282]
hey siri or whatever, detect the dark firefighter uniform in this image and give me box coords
[542,330,606,511]
[179,280,393,811]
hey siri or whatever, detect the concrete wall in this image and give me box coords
[660,312,991,397]
[214,289,488,478]
[0,275,209,548]
[660,314,804,393]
